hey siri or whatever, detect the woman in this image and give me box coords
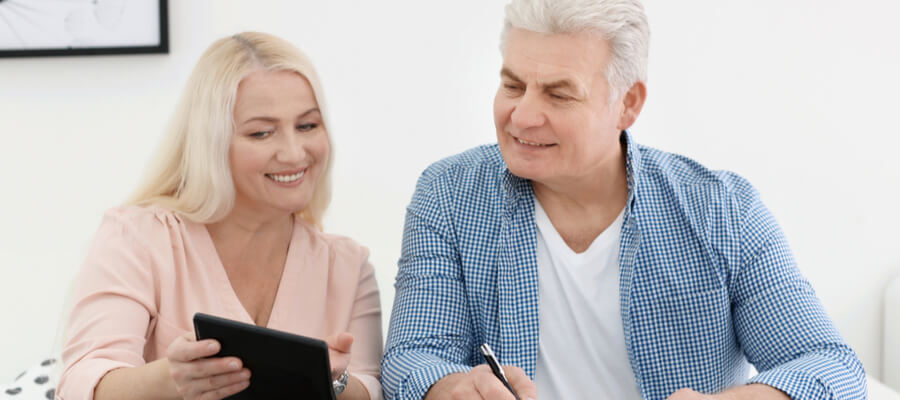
[57,32,383,400]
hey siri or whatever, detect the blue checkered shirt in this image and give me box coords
[382,132,866,399]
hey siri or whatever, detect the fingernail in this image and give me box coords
[207,342,217,351]
[241,370,250,379]
[229,361,240,370]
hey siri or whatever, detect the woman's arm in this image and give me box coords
[339,375,374,400]
[95,335,252,400]
[59,210,252,400]
[58,212,162,399]
[344,259,384,400]
[94,359,177,400]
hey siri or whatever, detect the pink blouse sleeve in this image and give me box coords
[57,211,160,400]
[348,259,384,400]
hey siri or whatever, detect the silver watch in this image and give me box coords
[333,369,349,396]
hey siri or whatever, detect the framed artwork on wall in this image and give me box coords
[0,0,168,58]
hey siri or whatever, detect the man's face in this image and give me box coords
[494,28,627,186]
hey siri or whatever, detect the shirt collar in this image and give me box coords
[502,130,642,210]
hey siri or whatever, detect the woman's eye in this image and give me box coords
[297,123,318,132]
[249,130,272,138]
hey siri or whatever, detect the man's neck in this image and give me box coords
[531,154,628,253]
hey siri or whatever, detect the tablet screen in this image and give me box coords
[193,312,337,400]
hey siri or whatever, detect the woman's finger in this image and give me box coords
[196,368,251,393]
[326,332,354,353]
[168,334,221,362]
[179,356,243,381]
[198,378,251,400]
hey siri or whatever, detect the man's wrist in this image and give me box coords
[424,373,467,400]
[715,383,791,400]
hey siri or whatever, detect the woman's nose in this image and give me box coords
[275,131,306,163]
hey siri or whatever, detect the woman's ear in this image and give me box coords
[617,81,647,131]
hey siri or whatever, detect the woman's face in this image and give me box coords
[229,69,329,218]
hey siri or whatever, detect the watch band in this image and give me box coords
[333,369,349,396]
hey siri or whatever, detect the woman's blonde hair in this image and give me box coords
[128,32,334,228]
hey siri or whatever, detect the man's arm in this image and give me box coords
[381,177,474,400]
[725,177,866,399]
[668,383,789,399]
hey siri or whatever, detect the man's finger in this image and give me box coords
[472,365,517,400]
[505,365,537,400]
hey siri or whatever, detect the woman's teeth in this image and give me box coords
[267,170,305,183]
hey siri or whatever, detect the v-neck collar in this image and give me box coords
[192,217,302,328]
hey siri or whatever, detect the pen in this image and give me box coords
[480,343,521,400]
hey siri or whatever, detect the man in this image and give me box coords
[381,0,866,399]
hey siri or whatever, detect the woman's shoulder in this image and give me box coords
[297,221,371,267]
[97,204,193,242]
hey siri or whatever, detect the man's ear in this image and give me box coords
[617,81,647,131]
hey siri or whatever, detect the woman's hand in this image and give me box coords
[165,332,252,400]
[325,332,354,380]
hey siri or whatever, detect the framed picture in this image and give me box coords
[0,0,168,58]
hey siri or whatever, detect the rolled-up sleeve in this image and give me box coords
[348,258,385,400]
[57,213,157,400]
[381,173,474,400]
[729,181,866,399]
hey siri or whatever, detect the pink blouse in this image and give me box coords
[58,205,383,399]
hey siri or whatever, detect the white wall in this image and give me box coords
[1,0,898,383]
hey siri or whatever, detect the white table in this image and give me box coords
[870,375,900,400]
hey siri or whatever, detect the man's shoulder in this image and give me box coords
[415,144,506,190]
[636,143,757,200]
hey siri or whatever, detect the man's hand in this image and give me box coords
[667,388,716,399]
[667,384,791,400]
[425,364,537,400]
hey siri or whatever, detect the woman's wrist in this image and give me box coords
[94,360,180,400]
[152,358,179,398]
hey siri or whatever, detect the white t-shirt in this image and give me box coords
[533,198,642,399]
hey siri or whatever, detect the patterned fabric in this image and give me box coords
[1,358,57,400]
[382,132,866,400]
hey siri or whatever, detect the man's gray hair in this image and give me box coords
[501,0,650,103]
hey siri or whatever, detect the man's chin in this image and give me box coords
[505,162,545,182]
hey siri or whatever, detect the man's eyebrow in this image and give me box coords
[541,79,578,91]
[501,67,581,93]
[500,67,523,82]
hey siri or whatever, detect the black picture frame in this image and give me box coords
[0,0,168,58]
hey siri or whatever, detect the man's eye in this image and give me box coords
[297,123,318,132]
[503,84,522,91]
[550,93,570,101]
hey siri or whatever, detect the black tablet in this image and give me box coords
[192,312,336,400]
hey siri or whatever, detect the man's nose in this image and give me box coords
[510,90,546,129]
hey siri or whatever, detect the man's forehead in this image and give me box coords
[501,58,596,91]
[501,29,608,86]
